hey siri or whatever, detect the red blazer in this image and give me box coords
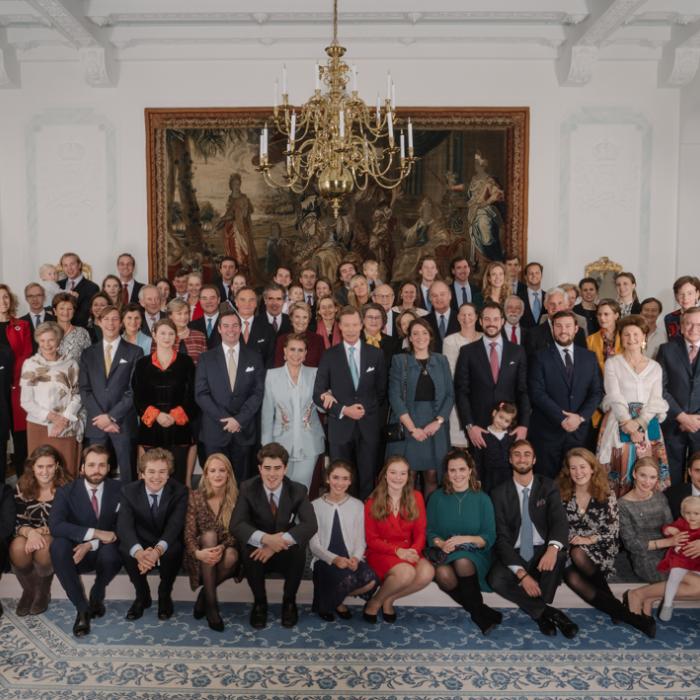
[6,318,33,431]
[315,319,342,350]
[273,330,325,368]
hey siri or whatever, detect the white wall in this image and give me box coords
[0,53,686,313]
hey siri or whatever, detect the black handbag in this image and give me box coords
[384,354,408,442]
[424,545,448,566]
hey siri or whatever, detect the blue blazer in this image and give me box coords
[49,477,122,541]
[528,344,603,441]
[79,340,143,438]
[195,343,265,448]
[261,365,325,458]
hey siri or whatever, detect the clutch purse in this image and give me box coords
[619,402,661,442]
[384,354,409,443]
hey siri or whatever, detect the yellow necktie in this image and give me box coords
[104,343,113,377]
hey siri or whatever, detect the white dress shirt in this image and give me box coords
[482,334,503,366]
[554,342,574,367]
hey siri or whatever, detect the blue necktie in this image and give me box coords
[532,293,541,321]
[348,346,359,390]
[206,317,213,338]
[439,314,447,339]
[519,487,534,562]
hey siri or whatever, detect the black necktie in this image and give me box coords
[149,493,158,520]
[563,348,573,382]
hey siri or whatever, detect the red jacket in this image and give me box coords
[6,318,33,431]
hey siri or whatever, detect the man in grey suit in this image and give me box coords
[230,442,317,629]
[79,306,143,482]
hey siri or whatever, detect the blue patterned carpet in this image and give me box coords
[1,599,699,699]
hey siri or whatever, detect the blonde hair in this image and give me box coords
[680,495,700,519]
[199,453,239,530]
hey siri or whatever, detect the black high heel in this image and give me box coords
[362,602,377,624]
[193,589,206,620]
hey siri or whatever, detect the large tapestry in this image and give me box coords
[146,107,529,285]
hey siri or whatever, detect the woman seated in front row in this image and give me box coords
[309,460,379,622]
[362,456,434,623]
[426,448,501,635]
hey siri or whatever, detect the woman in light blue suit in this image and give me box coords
[261,333,325,489]
[386,318,454,498]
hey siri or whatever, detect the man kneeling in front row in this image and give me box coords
[230,442,318,629]
[49,444,123,637]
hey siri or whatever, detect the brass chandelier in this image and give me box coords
[257,0,417,218]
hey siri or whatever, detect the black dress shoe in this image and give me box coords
[158,595,174,620]
[362,603,377,624]
[335,606,353,620]
[318,611,335,622]
[536,615,557,637]
[73,611,91,637]
[281,601,298,628]
[207,609,225,632]
[88,601,106,619]
[250,602,268,629]
[545,607,579,639]
[193,589,206,620]
[126,597,151,621]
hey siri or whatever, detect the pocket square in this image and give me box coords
[119,358,128,364]
[245,366,254,372]
[366,366,375,373]
[115,503,120,512]
[257,338,265,343]
[536,498,546,507]
[509,361,516,366]
[0,366,4,370]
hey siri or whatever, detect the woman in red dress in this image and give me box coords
[363,455,434,623]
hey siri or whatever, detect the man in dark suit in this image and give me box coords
[425,281,460,353]
[49,445,122,636]
[665,452,700,520]
[234,286,276,367]
[361,303,400,370]
[334,260,356,306]
[416,255,439,312]
[525,288,587,358]
[230,442,318,629]
[195,310,265,483]
[528,311,603,477]
[79,306,143,482]
[138,285,166,336]
[299,266,317,314]
[213,256,237,305]
[57,252,99,327]
[505,253,527,297]
[449,256,483,313]
[189,284,221,349]
[455,301,531,450]
[372,284,399,338]
[313,306,387,499]
[502,295,528,346]
[117,448,188,621]
[487,439,578,638]
[260,283,291,337]
[21,283,55,351]
[518,261,546,328]
[657,307,700,485]
[116,253,144,305]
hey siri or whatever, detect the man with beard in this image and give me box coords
[528,311,603,477]
[487,439,578,638]
[455,301,530,450]
[49,445,123,637]
[502,294,528,346]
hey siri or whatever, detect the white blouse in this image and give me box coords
[309,495,367,567]
[20,353,82,437]
[598,354,668,462]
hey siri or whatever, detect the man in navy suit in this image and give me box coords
[528,311,603,477]
[214,256,237,305]
[313,306,387,498]
[57,252,99,327]
[449,256,483,313]
[455,301,531,449]
[518,262,546,328]
[525,288,587,358]
[502,295,528,346]
[49,445,123,637]
[189,284,221,349]
[657,306,700,485]
[21,283,55,351]
[117,448,188,621]
[235,286,276,367]
[505,254,527,297]
[425,281,460,353]
[79,306,143,482]
[416,255,439,312]
[139,285,166,336]
[260,283,292,337]
[372,284,399,338]
[116,253,144,305]
[195,310,265,483]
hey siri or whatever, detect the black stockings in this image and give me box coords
[199,531,238,612]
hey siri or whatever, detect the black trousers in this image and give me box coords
[487,544,567,620]
[120,541,183,601]
[329,424,379,500]
[531,429,590,480]
[241,544,306,604]
[51,538,122,613]
[663,426,700,486]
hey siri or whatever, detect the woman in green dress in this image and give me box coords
[426,447,501,635]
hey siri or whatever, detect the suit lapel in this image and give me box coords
[476,341,495,385]
[77,479,99,527]
[107,341,128,381]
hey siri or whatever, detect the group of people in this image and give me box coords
[0,249,699,639]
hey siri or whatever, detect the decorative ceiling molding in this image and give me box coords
[630,12,700,26]
[0,14,52,28]
[659,21,700,87]
[25,0,116,86]
[0,28,20,88]
[557,0,646,86]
